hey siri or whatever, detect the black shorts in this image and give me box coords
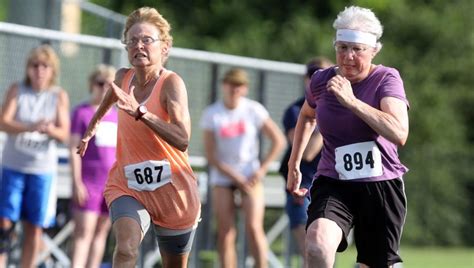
[307,176,407,267]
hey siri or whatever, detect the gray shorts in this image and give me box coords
[110,195,197,255]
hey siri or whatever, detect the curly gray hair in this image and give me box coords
[333,6,383,51]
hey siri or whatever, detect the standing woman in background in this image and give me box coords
[69,64,117,267]
[200,68,286,268]
[0,44,70,268]
[77,7,201,268]
[287,6,409,268]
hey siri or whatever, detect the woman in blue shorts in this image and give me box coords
[0,45,70,267]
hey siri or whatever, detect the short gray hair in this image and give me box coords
[333,6,383,51]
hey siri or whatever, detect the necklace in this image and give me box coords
[140,75,157,88]
[138,68,163,89]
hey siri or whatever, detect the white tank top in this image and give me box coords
[2,83,60,174]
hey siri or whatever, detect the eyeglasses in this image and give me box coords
[123,36,161,48]
[334,43,371,56]
[94,80,108,88]
[30,62,50,69]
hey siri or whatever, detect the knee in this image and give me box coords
[218,224,236,237]
[305,231,338,261]
[305,240,326,260]
[114,240,140,261]
[245,222,264,237]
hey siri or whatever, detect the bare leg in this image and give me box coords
[212,186,237,268]
[72,210,99,267]
[112,217,143,267]
[87,214,111,268]
[241,182,267,268]
[21,221,42,268]
[305,218,342,268]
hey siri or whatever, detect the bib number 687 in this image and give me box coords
[125,160,172,191]
[134,166,163,184]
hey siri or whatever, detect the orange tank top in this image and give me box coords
[104,68,201,229]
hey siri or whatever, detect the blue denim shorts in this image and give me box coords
[0,167,56,227]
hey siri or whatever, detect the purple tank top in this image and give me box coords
[71,103,118,185]
[305,65,409,182]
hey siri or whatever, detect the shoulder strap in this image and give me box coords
[121,69,135,94]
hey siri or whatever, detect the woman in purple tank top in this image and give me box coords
[69,65,117,267]
[287,6,409,268]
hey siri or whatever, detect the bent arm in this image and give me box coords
[287,127,323,162]
[0,84,31,134]
[287,101,316,195]
[46,89,70,143]
[288,101,317,170]
[81,88,117,143]
[81,68,128,144]
[349,96,409,146]
[260,117,286,172]
[139,73,191,151]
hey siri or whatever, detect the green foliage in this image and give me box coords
[91,0,473,246]
[0,0,9,21]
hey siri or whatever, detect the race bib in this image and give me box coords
[124,160,172,191]
[94,121,117,147]
[14,131,49,155]
[335,141,383,180]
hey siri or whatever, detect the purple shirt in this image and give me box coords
[71,103,118,185]
[306,65,409,182]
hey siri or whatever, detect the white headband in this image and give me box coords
[336,29,377,47]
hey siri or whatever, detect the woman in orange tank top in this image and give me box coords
[76,7,200,268]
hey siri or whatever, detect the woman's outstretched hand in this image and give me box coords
[76,138,89,157]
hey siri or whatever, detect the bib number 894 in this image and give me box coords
[343,151,375,171]
[335,141,382,180]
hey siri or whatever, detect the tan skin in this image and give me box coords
[0,61,69,268]
[77,22,192,268]
[287,41,409,268]
[203,82,286,268]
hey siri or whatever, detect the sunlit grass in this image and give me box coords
[335,246,474,268]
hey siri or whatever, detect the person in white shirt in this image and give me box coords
[200,68,285,268]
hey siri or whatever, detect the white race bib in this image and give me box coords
[14,131,49,155]
[335,141,383,180]
[124,160,172,191]
[94,121,117,147]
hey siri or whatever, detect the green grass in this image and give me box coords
[335,246,474,268]
[195,246,474,268]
